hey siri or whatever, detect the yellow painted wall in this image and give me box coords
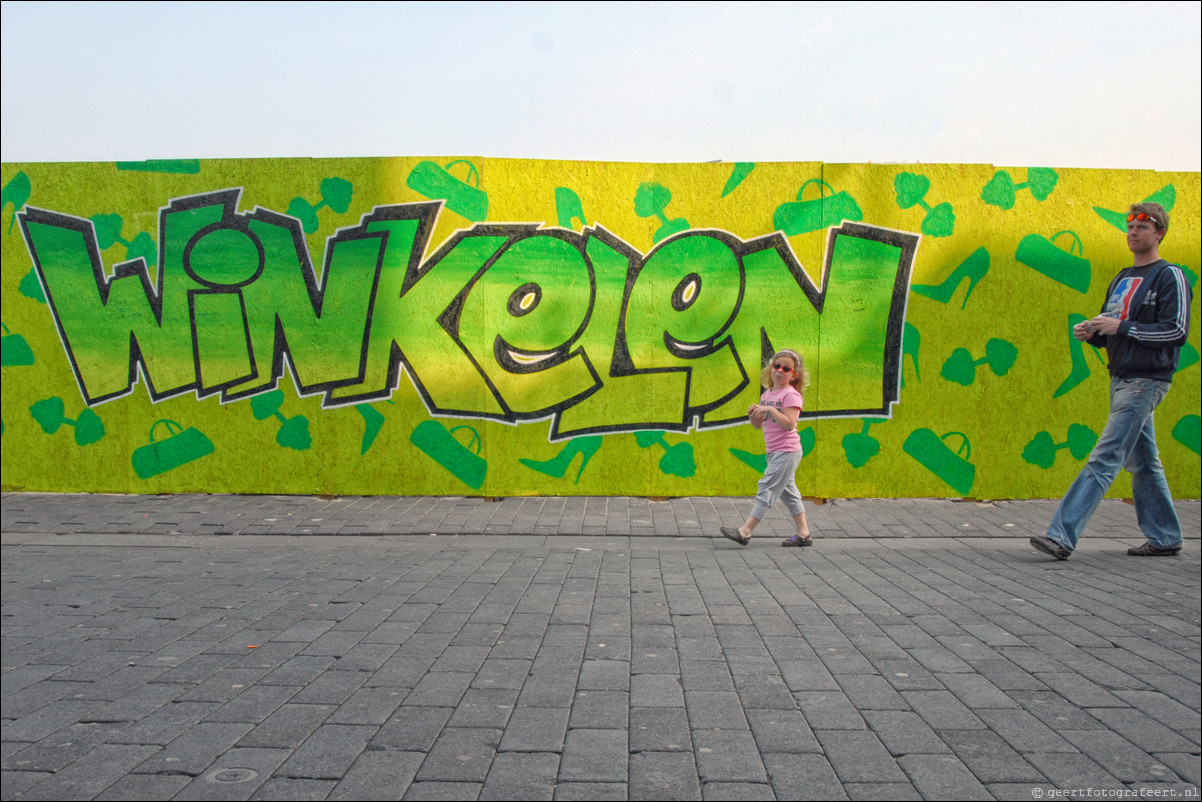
[2,158,1197,498]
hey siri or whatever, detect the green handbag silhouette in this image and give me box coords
[903,428,976,496]
[410,420,487,490]
[773,179,863,236]
[131,420,215,479]
[406,159,489,222]
[1016,230,1091,293]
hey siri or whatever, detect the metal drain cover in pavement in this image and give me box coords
[204,768,260,784]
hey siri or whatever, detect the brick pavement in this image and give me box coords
[2,494,1199,800]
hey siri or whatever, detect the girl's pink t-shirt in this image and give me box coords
[760,386,804,452]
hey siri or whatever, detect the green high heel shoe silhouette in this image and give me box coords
[555,187,586,229]
[912,247,990,309]
[721,163,755,197]
[729,428,816,472]
[520,435,602,483]
[1093,184,1175,232]
[902,322,920,388]
[356,403,385,455]
[1054,314,1106,398]
[2,171,31,234]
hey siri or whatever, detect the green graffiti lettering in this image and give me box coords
[556,229,685,436]
[619,232,747,428]
[457,232,599,417]
[228,211,384,399]
[373,222,513,417]
[20,193,224,402]
[705,222,917,424]
[21,195,918,430]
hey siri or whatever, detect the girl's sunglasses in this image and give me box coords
[1127,212,1162,227]
[772,363,794,373]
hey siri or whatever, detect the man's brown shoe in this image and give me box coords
[1030,536,1070,560]
[1127,542,1182,556]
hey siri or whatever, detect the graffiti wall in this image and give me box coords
[1,158,1198,499]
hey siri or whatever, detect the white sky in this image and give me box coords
[2,1,1199,171]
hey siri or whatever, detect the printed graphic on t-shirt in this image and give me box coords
[1105,276,1142,320]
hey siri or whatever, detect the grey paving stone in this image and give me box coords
[448,688,518,729]
[794,690,867,730]
[1157,752,1202,786]
[941,728,1046,783]
[327,750,425,801]
[551,781,627,800]
[840,780,921,799]
[494,706,568,754]
[236,703,334,749]
[1059,729,1183,783]
[745,708,821,754]
[248,776,337,799]
[205,684,302,725]
[899,689,986,730]
[10,718,123,766]
[568,690,628,730]
[3,496,1199,801]
[684,690,749,731]
[699,780,774,799]
[9,743,158,801]
[559,728,627,782]
[1024,751,1125,789]
[371,706,453,752]
[479,751,560,801]
[328,686,408,726]
[896,753,992,799]
[274,723,376,780]
[835,674,910,711]
[862,710,951,756]
[630,673,685,707]
[761,752,848,800]
[814,730,908,784]
[93,772,193,801]
[105,699,218,746]
[629,706,693,753]
[691,730,768,783]
[134,721,254,777]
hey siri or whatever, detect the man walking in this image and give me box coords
[1031,202,1192,560]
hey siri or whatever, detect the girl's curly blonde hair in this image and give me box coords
[760,349,810,392]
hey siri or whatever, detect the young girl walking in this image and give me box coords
[720,349,813,547]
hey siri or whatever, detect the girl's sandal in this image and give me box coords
[782,534,813,547]
[720,526,750,546]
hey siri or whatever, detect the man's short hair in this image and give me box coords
[1129,201,1169,232]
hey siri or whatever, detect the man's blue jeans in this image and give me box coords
[1047,377,1181,551]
